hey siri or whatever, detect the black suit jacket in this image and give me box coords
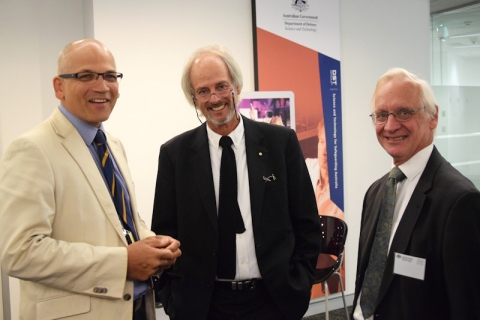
[151,116,321,320]
[353,147,480,320]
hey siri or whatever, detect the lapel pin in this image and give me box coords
[263,174,276,182]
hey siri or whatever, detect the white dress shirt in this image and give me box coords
[206,116,261,281]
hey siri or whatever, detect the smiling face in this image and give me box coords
[53,40,119,128]
[374,76,438,166]
[190,53,240,135]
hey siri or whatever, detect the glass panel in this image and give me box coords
[431,4,480,188]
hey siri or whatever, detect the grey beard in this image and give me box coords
[207,105,236,126]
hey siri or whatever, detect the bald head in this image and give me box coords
[57,39,116,75]
[53,39,120,128]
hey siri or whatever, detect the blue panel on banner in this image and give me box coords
[318,53,344,211]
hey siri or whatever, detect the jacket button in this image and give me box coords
[93,287,108,294]
[123,294,132,301]
[212,250,217,256]
[207,282,213,288]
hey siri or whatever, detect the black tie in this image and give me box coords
[94,130,138,243]
[217,136,245,279]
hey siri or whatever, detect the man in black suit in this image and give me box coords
[352,68,480,320]
[151,44,321,320]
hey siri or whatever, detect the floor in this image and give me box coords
[302,306,353,320]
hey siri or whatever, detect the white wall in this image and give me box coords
[92,0,256,240]
[432,36,480,86]
[339,3,430,315]
[0,0,430,319]
[0,0,87,148]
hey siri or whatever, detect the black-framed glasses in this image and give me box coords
[59,72,123,84]
[193,86,233,102]
[370,107,425,125]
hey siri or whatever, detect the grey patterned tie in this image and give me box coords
[360,166,406,318]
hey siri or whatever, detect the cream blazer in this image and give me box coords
[0,108,155,320]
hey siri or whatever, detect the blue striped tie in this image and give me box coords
[360,166,406,318]
[94,130,138,243]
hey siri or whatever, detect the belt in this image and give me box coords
[215,279,262,291]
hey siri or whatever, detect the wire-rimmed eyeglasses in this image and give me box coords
[193,85,233,102]
[370,107,425,125]
[59,72,123,84]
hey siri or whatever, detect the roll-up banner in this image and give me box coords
[252,0,345,299]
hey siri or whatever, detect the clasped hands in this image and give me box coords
[127,235,181,281]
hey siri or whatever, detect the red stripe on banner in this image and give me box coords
[256,27,323,134]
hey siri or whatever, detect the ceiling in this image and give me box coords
[430,0,480,13]
[430,0,480,58]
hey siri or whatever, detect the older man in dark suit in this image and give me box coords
[151,44,321,320]
[352,67,480,320]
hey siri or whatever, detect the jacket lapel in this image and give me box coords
[189,124,219,233]
[359,176,388,276]
[187,118,270,235]
[50,109,128,245]
[377,147,442,304]
[242,117,268,232]
[106,133,143,241]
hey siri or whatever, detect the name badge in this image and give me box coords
[393,252,426,280]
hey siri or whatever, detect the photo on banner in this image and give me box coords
[251,0,345,299]
[238,91,295,129]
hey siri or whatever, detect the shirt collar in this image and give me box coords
[396,144,434,181]
[206,115,245,149]
[58,104,105,146]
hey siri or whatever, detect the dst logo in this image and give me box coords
[292,0,309,12]
[330,70,338,85]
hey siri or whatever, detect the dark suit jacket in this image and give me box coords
[151,116,321,320]
[353,147,480,320]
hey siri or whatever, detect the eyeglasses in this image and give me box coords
[59,72,123,84]
[370,107,425,124]
[193,85,233,102]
